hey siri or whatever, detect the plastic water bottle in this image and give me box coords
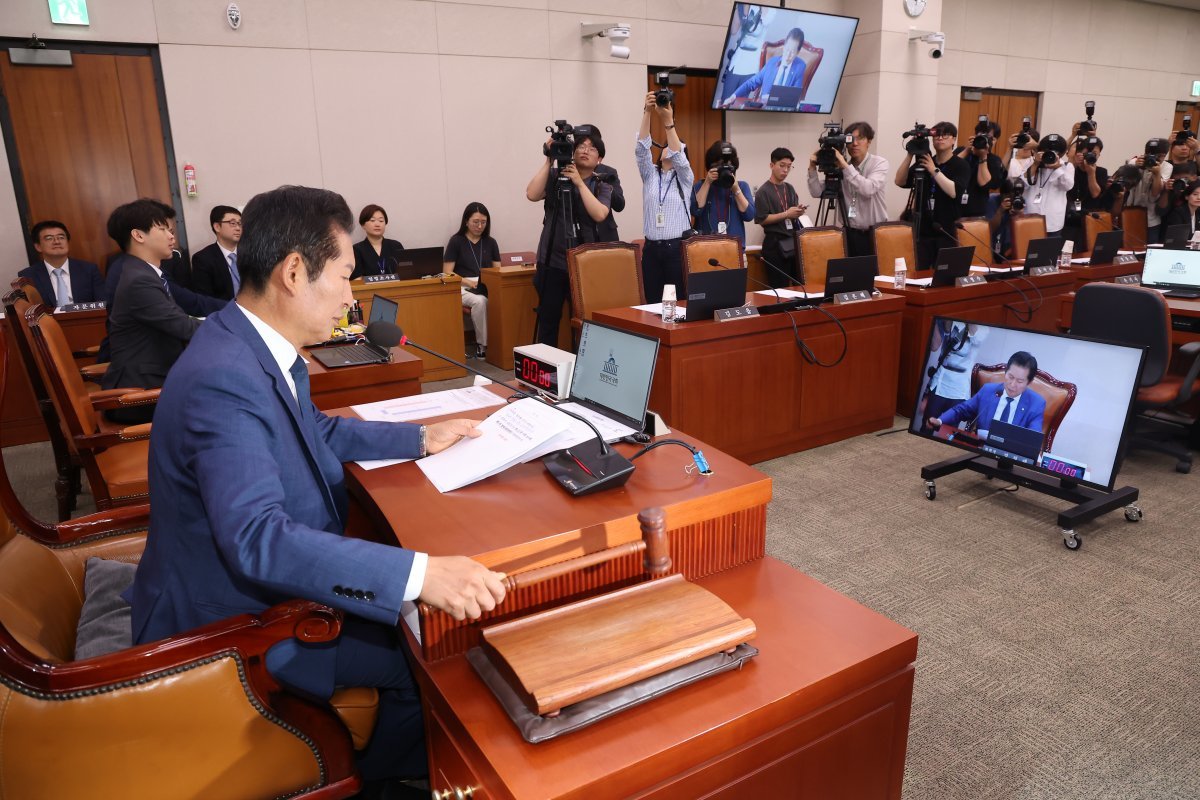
[661,284,677,324]
[893,257,907,289]
[1058,240,1073,268]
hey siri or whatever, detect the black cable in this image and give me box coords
[629,438,713,474]
[755,255,851,368]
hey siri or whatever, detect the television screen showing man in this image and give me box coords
[928,350,1045,441]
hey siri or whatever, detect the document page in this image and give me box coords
[555,402,638,442]
[416,398,568,492]
[352,386,505,423]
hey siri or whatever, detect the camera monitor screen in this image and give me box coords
[909,318,1145,491]
[713,3,858,114]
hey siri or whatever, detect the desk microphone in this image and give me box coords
[706,256,803,312]
[365,321,635,496]
[936,221,1041,323]
[1090,212,1145,253]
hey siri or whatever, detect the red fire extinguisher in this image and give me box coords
[184,161,197,197]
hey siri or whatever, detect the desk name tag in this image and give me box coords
[1029,265,1059,276]
[833,290,871,305]
[1114,253,1139,265]
[363,273,399,283]
[955,275,986,288]
[1114,274,1141,285]
[715,306,760,322]
[57,301,105,312]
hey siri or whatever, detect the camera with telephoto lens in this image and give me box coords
[972,115,990,150]
[1144,138,1165,169]
[1078,100,1097,136]
[545,119,575,169]
[715,143,737,189]
[1037,134,1066,166]
[1176,115,1194,145]
[1014,117,1033,148]
[654,69,686,107]
[817,121,852,173]
[1003,178,1026,212]
[1080,136,1100,165]
[903,122,934,157]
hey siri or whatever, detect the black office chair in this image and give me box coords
[1070,283,1200,473]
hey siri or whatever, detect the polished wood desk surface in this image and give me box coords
[593,290,904,463]
[413,556,917,800]
[352,275,466,383]
[304,345,422,410]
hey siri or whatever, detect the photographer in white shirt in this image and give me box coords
[1008,133,1074,236]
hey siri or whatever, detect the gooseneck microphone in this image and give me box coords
[365,321,635,495]
[706,256,798,310]
[938,221,1041,322]
[1090,212,1145,252]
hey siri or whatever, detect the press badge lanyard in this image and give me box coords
[656,171,678,228]
[774,183,794,230]
[715,187,732,234]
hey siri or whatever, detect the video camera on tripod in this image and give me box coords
[545,120,577,171]
[816,121,852,174]
[903,122,935,169]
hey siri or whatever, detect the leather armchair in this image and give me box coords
[970,363,1077,452]
[566,242,645,329]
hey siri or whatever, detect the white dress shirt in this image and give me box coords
[1009,157,1076,232]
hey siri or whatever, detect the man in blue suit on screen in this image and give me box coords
[126,185,506,786]
[928,350,1046,438]
[722,26,807,106]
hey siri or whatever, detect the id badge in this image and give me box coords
[655,209,666,228]
[928,196,935,212]
[1073,199,1082,212]
[961,192,969,205]
[847,205,857,220]
[717,221,728,234]
[784,218,794,230]
[1033,192,1042,205]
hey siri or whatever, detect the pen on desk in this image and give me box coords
[567,449,595,477]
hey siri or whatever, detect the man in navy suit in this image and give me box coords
[722,27,807,106]
[17,220,104,307]
[125,185,505,784]
[191,204,242,300]
[929,351,1047,437]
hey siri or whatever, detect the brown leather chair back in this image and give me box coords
[1119,206,1148,250]
[13,277,44,307]
[873,222,915,277]
[27,305,100,441]
[1010,213,1047,260]
[567,242,645,322]
[971,363,1077,452]
[957,217,993,267]
[1085,212,1114,254]
[797,42,823,100]
[796,227,845,285]
[681,234,743,292]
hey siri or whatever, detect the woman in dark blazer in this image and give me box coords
[351,204,406,279]
[1163,178,1200,237]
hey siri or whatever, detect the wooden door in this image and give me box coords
[957,89,1040,154]
[0,47,176,270]
[1173,102,1199,138]
[646,70,723,185]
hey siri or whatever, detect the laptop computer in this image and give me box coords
[564,320,660,436]
[681,267,748,321]
[823,255,878,301]
[386,247,445,280]
[930,245,974,287]
[1086,230,1123,265]
[1141,247,1200,298]
[1023,236,1065,272]
[764,85,805,110]
[1162,224,1190,251]
[309,293,398,368]
[981,419,1045,466]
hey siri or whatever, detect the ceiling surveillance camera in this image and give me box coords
[581,22,632,59]
[929,45,943,59]
[908,29,945,58]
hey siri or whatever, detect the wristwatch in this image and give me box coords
[418,425,428,458]
[934,167,942,174]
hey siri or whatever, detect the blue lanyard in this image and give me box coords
[657,170,677,207]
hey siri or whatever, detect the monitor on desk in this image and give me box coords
[1141,247,1200,295]
[909,317,1145,491]
[367,293,398,325]
[390,247,445,280]
[570,320,660,432]
[823,255,877,299]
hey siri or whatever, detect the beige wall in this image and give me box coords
[2,0,1199,278]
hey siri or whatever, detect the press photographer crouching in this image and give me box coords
[805,121,890,257]
[1009,133,1074,237]
[692,140,755,244]
[526,121,615,345]
[894,121,969,268]
[636,90,695,304]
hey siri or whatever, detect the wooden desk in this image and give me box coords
[1062,259,1143,289]
[480,265,570,370]
[305,346,422,410]
[352,276,465,382]
[1,308,106,446]
[880,270,1077,415]
[592,291,904,464]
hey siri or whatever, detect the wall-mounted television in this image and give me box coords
[908,318,1146,492]
[712,2,858,115]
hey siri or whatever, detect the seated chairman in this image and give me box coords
[125,185,506,784]
[722,26,807,106]
[928,351,1045,438]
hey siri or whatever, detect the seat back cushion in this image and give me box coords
[75,557,137,660]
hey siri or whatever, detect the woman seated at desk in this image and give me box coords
[444,202,501,359]
[351,203,405,279]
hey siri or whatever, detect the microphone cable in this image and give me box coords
[944,221,1042,323]
[754,254,850,368]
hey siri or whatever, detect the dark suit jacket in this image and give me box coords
[351,237,406,279]
[101,259,202,391]
[1163,204,1199,234]
[941,383,1047,433]
[594,163,625,242]
[126,303,420,698]
[17,259,104,306]
[191,242,237,300]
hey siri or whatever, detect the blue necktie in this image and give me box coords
[1001,396,1014,424]
[228,252,241,294]
[52,267,70,307]
[288,355,311,422]
[161,274,172,298]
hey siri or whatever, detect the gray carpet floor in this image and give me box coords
[9,370,1197,799]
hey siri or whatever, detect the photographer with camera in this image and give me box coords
[636,90,695,305]
[526,123,615,345]
[1123,138,1171,244]
[1008,133,1074,237]
[894,121,969,268]
[954,118,1005,218]
[754,148,808,287]
[692,140,755,244]
[1062,135,1112,251]
[574,123,625,242]
[804,121,889,257]
[986,178,1026,259]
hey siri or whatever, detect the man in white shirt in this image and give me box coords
[17,220,104,307]
[806,121,891,257]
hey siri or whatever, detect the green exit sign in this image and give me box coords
[1193,80,1200,97]
[48,0,89,25]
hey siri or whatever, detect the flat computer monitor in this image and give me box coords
[823,255,877,300]
[930,246,974,287]
[909,317,1145,491]
[1141,247,1200,296]
[1024,237,1065,271]
[1161,224,1190,251]
[569,320,660,432]
[1087,230,1123,265]
[682,268,748,321]
[368,294,398,325]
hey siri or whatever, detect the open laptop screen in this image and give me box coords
[1142,248,1200,289]
[368,294,399,325]
[570,320,660,431]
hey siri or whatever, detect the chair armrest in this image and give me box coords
[80,362,108,380]
[1175,341,1200,405]
[15,503,150,548]
[75,423,152,450]
[72,345,101,359]
[90,388,160,411]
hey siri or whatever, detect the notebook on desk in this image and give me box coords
[930,246,974,287]
[561,320,659,436]
[309,294,398,368]
[1023,237,1066,272]
[390,247,445,280]
[1162,224,1190,251]
[1141,248,1200,298]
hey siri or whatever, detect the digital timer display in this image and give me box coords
[1040,456,1086,480]
[516,353,559,394]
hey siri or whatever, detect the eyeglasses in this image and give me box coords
[39,234,68,243]
[220,219,242,227]
[575,143,599,154]
[933,133,955,140]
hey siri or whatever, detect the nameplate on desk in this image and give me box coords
[1114,254,1139,265]
[833,290,871,305]
[715,306,760,322]
[57,301,105,312]
[363,274,399,284]
[1114,274,1141,285]
[1029,265,1060,276]
[955,275,986,288]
